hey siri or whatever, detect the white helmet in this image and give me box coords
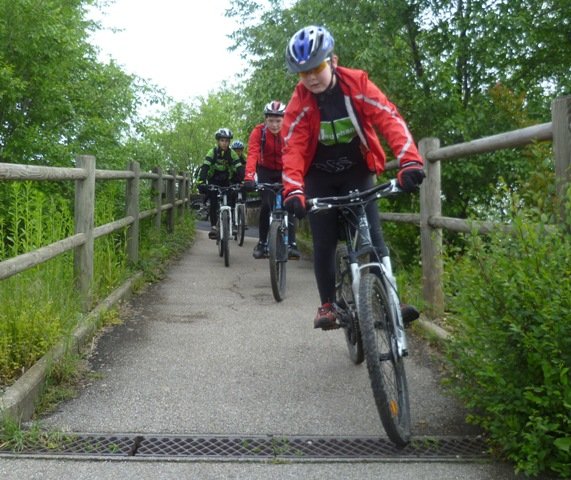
[215,128,233,140]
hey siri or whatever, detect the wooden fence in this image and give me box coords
[0,156,190,310]
[381,95,571,318]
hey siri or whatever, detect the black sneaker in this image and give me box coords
[252,241,268,259]
[208,226,218,240]
[288,243,301,260]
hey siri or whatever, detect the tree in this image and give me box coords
[226,0,570,223]
[0,0,140,168]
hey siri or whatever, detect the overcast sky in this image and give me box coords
[88,0,247,103]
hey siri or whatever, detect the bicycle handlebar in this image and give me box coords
[254,182,284,193]
[306,179,402,212]
[205,183,243,193]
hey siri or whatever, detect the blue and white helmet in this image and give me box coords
[231,140,244,150]
[285,25,335,73]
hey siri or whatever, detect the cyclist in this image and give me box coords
[243,100,300,260]
[198,128,245,239]
[281,25,424,329]
[231,140,246,167]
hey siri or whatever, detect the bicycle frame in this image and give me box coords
[258,183,290,259]
[269,188,289,258]
[340,204,408,358]
[309,179,408,357]
[217,189,234,240]
[257,182,290,301]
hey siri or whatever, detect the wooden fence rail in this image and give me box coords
[0,156,190,310]
[381,95,570,318]
[1,96,569,321]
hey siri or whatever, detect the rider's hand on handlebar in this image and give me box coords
[197,183,208,194]
[397,161,425,193]
[242,180,257,192]
[284,191,307,219]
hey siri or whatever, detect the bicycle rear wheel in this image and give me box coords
[268,220,287,302]
[359,272,411,446]
[237,204,246,246]
[335,245,364,364]
[222,210,230,267]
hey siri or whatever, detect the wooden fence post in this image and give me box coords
[74,155,95,312]
[419,138,444,319]
[183,173,190,213]
[177,173,184,218]
[167,169,176,233]
[552,95,571,224]
[126,161,140,264]
[152,167,162,231]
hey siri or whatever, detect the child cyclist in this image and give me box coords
[281,25,425,329]
[243,101,300,260]
[231,140,246,167]
[198,128,244,239]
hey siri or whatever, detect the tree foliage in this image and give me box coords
[0,0,140,168]
[226,0,570,223]
[127,87,250,186]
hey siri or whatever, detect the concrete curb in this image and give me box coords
[418,317,450,341]
[0,272,144,423]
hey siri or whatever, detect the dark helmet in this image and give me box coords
[263,100,286,117]
[285,25,334,73]
[231,140,244,150]
[215,128,233,140]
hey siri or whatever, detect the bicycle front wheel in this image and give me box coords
[222,210,230,267]
[237,204,246,246]
[359,272,411,446]
[335,245,364,365]
[268,220,287,302]
[216,217,223,257]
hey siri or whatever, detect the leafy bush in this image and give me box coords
[445,214,571,478]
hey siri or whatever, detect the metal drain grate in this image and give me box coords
[0,434,489,461]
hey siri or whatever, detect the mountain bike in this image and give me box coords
[307,179,411,446]
[257,183,289,302]
[209,184,241,267]
[233,189,247,247]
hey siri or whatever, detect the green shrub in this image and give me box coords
[445,215,571,478]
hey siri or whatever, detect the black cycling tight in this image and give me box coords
[305,164,388,305]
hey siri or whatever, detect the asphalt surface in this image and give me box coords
[0,222,527,479]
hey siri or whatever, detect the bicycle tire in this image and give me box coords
[268,220,287,302]
[359,272,411,446]
[237,204,246,246]
[222,209,230,267]
[335,245,364,364]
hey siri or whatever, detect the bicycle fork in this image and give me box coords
[350,208,408,358]
[380,256,408,358]
[219,192,232,240]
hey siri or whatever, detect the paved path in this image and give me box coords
[0,227,525,479]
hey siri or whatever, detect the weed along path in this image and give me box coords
[1,228,523,478]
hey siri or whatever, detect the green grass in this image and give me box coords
[0,180,195,387]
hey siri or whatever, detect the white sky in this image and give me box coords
[88,0,247,103]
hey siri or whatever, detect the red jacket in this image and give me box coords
[281,66,422,196]
[244,123,284,181]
